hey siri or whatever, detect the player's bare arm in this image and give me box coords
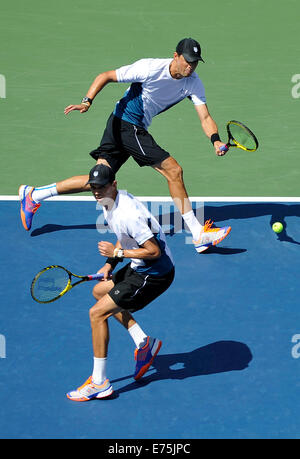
[98,238,161,260]
[97,240,122,280]
[64,70,118,115]
[195,104,228,156]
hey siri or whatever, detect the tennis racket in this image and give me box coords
[220,120,259,153]
[31,265,111,304]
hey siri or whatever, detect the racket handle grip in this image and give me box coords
[88,273,112,281]
[220,144,229,152]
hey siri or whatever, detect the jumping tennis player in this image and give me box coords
[19,37,231,253]
[66,164,175,401]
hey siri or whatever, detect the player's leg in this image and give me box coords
[107,265,175,380]
[153,157,231,253]
[93,269,149,350]
[153,156,191,214]
[123,122,232,252]
[89,294,122,358]
[117,122,204,242]
[92,275,145,344]
[55,159,111,194]
[66,293,120,402]
[92,278,115,300]
[121,123,226,248]
[55,158,114,193]
[112,310,161,381]
[18,159,110,231]
[114,310,148,348]
[153,156,204,240]
[25,157,110,200]
[18,112,125,230]
[93,276,149,368]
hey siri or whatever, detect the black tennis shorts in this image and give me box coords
[90,113,170,172]
[108,263,175,313]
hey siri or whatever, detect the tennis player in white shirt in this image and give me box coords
[67,164,175,401]
[19,38,231,253]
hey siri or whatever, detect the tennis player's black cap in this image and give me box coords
[87,164,115,187]
[176,38,205,63]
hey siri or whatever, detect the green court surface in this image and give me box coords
[1,0,300,196]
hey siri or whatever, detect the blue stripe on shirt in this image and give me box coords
[113,82,145,128]
[134,223,174,276]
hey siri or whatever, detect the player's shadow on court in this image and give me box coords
[31,203,300,245]
[205,203,300,246]
[30,223,97,237]
[156,202,300,245]
[113,340,252,395]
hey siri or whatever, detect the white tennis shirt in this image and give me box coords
[114,58,206,130]
[103,190,174,276]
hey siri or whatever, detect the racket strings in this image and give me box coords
[32,267,70,302]
[228,122,258,151]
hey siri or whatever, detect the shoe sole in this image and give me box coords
[95,385,114,399]
[19,185,30,231]
[195,226,231,253]
[134,340,162,381]
[19,185,40,231]
[66,385,114,402]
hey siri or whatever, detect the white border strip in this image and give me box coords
[2,195,300,202]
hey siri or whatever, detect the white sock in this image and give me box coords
[128,323,148,349]
[182,210,203,240]
[92,357,107,384]
[32,183,58,202]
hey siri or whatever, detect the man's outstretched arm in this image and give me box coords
[64,70,118,115]
[195,103,228,156]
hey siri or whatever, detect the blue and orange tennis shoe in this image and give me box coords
[66,376,113,402]
[193,219,231,253]
[19,185,40,231]
[134,336,162,380]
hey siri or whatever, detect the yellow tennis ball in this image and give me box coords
[272,222,283,233]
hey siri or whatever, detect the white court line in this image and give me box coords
[1,195,300,202]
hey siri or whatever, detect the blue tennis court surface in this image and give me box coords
[0,198,300,439]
